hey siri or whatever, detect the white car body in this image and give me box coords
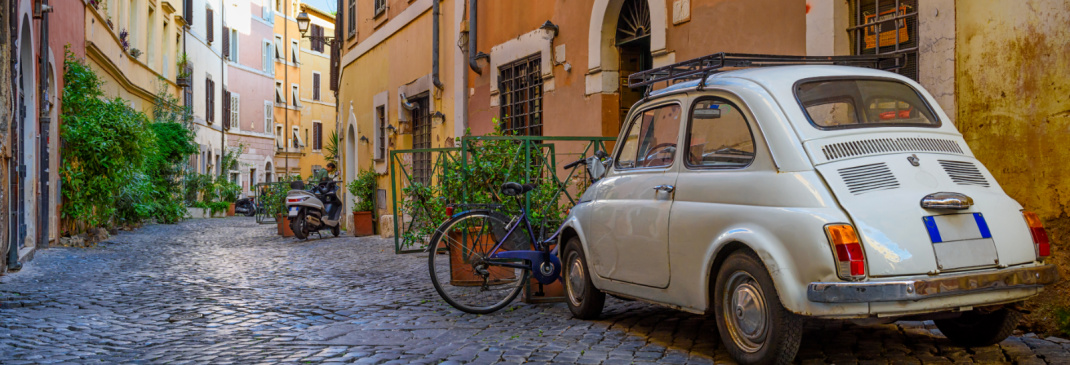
[561,65,1057,319]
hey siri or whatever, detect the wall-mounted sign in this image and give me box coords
[863,5,911,49]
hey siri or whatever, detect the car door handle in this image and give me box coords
[653,185,675,193]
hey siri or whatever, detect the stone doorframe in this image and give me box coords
[585,0,670,95]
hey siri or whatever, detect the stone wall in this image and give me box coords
[956,0,1070,335]
[0,0,13,273]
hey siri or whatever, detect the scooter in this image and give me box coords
[234,197,256,217]
[285,180,343,239]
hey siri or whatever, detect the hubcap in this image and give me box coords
[566,251,585,306]
[723,271,768,353]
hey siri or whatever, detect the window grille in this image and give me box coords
[498,54,543,136]
[412,96,432,185]
[347,0,356,37]
[849,0,919,81]
[374,0,386,17]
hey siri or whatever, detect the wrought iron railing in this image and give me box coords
[389,135,614,253]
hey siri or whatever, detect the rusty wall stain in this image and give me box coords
[956,0,1070,334]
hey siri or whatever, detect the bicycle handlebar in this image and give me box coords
[563,158,586,170]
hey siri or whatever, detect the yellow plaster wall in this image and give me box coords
[956,0,1070,332]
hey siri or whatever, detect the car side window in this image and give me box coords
[615,104,682,169]
[686,99,755,169]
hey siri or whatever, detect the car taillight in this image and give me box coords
[825,224,866,280]
[1023,211,1051,259]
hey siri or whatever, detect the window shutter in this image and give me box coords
[222,88,231,130]
[330,5,342,91]
[185,0,194,25]
[314,123,322,150]
[373,108,383,160]
[265,101,273,133]
[206,8,214,43]
[222,26,230,59]
[205,78,212,124]
[313,74,321,101]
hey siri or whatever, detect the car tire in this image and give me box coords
[714,250,802,365]
[563,237,605,319]
[934,308,1020,347]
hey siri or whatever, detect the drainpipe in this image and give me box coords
[220,0,226,178]
[37,0,51,249]
[467,0,487,75]
[431,0,443,90]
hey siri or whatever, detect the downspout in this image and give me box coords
[37,0,51,249]
[220,0,226,178]
[431,0,443,90]
[467,0,487,75]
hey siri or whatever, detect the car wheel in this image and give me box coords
[563,237,605,319]
[934,308,1020,347]
[714,250,802,365]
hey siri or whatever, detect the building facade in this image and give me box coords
[184,0,227,176]
[334,0,806,235]
[271,0,303,178]
[224,0,279,195]
[296,3,336,178]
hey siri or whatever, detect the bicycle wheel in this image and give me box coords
[428,210,531,314]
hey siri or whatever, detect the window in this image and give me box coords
[275,81,284,104]
[147,7,156,64]
[312,73,321,101]
[412,96,431,184]
[291,84,300,107]
[183,0,193,25]
[291,39,300,64]
[274,35,283,61]
[205,77,215,124]
[250,168,257,188]
[796,78,939,129]
[498,54,543,136]
[686,99,755,169]
[311,24,325,52]
[206,7,214,43]
[128,0,138,46]
[276,125,285,149]
[163,20,170,76]
[616,104,682,169]
[262,1,273,21]
[849,0,918,80]
[347,0,356,37]
[374,0,386,17]
[222,26,231,60]
[263,41,274,74]
[292,127,304,149]
[374,105,386,161]
[230,93,240,131]
[223,88,231,129]
[312,121,323,150]
[228,28,239,62]
[264,100,274,133]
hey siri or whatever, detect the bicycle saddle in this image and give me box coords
[501,182,536,196]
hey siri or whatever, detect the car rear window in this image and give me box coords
[795,79,940,129]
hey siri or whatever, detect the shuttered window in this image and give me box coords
[231,93,240,131]
[311,25,324,52]
[205,78,215,124]
[313,122,323,150]
[222,88,231,129]
[206,8,214,43]
[312,73,321,101]
[347,0,356,37]
[222,26,230,59]
[264,101,274,133]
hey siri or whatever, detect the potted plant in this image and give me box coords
[176,53,191,87]
[119,29,130,52]
[129,48,142,60]
[218,180,241,216]
[347,169,377,236]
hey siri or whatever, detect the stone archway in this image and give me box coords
[585,0,667,95]
[18,14,37,250]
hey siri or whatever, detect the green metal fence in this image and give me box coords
[389,135,614,253]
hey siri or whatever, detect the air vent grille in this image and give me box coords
[838,163,900,195]
[821,137,963,161]
[939,160,990,187]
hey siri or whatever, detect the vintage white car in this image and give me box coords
[557,54,1058,365]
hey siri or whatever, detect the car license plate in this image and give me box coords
[288,207,298,217]
[923,213,998,270]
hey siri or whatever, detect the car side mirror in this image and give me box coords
[587,156,610,181]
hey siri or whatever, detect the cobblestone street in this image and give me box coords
[1,218,1068,364]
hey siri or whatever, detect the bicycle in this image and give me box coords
[427,153,605,314]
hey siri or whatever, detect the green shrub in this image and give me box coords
[348,169,377,212]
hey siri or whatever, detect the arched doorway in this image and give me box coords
[18,15,37,250]
[265,161,274,182]
[615,0,652,127]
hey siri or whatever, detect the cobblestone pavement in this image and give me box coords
[1,218,1068,364]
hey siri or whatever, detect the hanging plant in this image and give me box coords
[119,29,130,51]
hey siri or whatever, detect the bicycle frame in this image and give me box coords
[438,204,565,285]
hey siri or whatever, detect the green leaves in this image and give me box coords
[60,50,198,229]
[347,169,377,212]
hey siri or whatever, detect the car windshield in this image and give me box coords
[795,79,940,129]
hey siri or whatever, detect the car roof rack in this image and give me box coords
[628,52,905,95]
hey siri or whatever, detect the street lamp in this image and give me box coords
[296,11,334,45]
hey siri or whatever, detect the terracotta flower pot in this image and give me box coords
[353,211,375,237]
[446,230,517,286]
[227,203,236,217]
[276,214,294,237]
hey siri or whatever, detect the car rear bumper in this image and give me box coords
[807,264,1058,303]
